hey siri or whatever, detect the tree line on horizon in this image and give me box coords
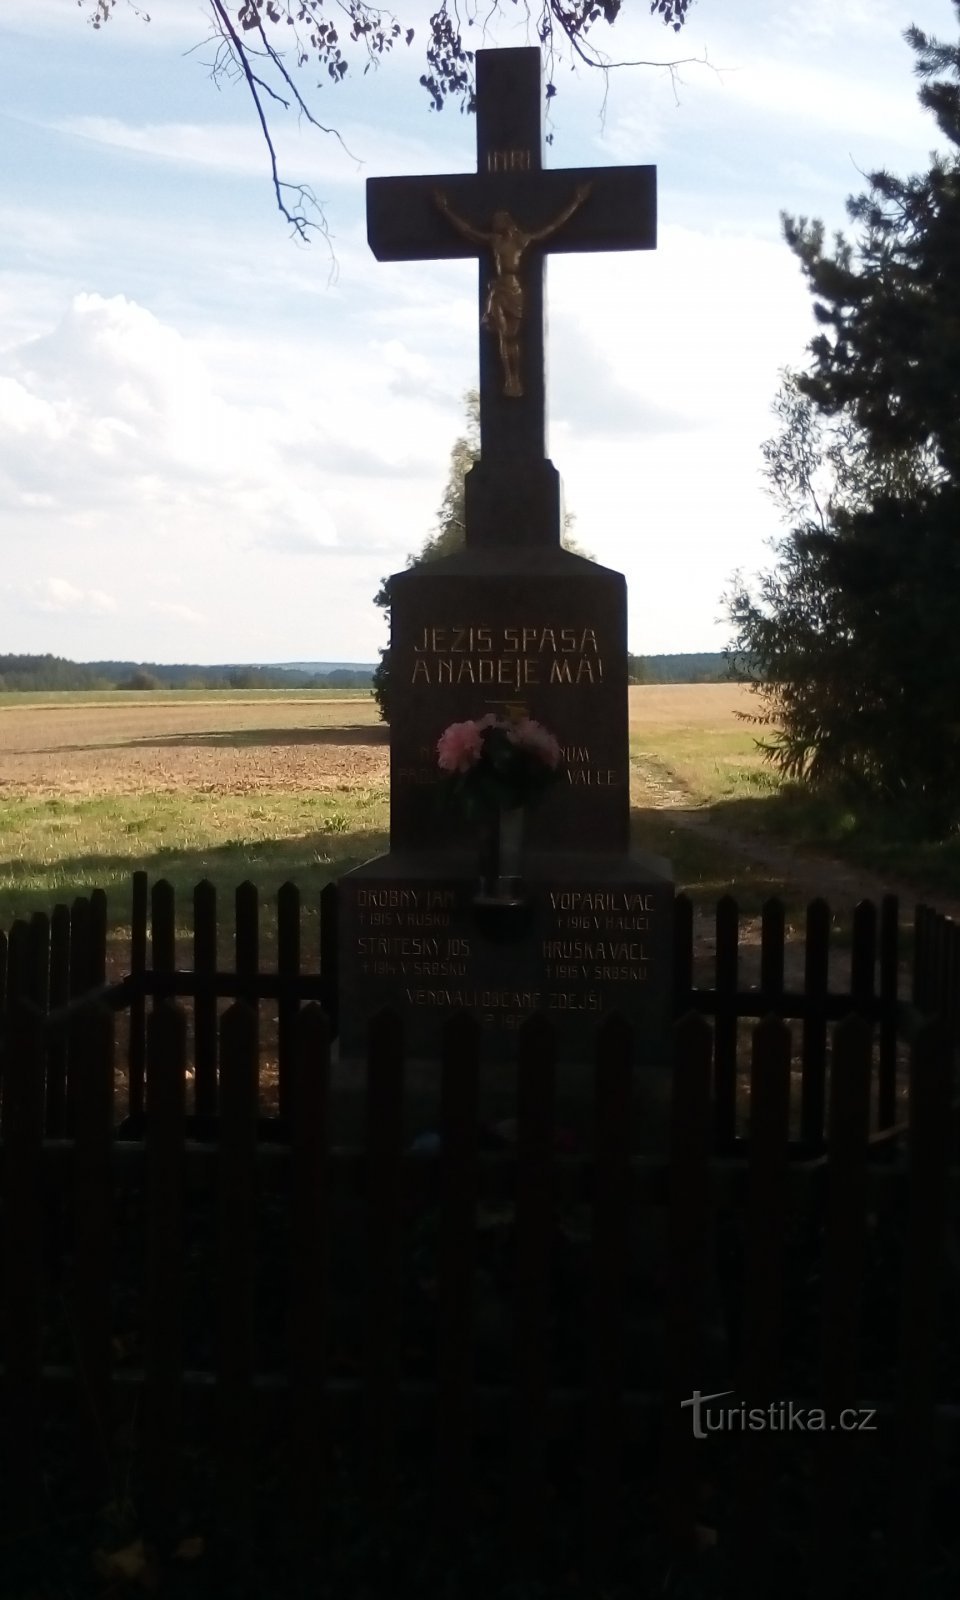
[0,651,727,695]
[0,656,375,692]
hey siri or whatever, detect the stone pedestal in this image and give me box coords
[388,544,631,857]
[338,540,675,1075]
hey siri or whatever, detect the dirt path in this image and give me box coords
[631,750,958,1006]
[632,749,957,917]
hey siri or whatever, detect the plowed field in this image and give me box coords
[0,696,390,798]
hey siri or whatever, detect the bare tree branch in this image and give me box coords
[208,0,335,241]
[82,0,707,238]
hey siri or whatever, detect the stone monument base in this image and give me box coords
[338,845,673,1071]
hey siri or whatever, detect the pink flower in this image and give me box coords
[437,719,483,773]
[510,718,562,769]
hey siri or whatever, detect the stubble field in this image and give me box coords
[0,683,756,799]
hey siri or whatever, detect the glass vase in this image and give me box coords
[476,800,526,907]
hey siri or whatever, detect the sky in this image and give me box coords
[1,0,956,664]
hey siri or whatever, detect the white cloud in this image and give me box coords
[0,290,453,658]
[9,577,118,615]
[50,110,452,189]
[147,601,206,625]
[0,291,330,526]
[57,115,289,180]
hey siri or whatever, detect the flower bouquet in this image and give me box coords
[436,712,562,814]
[436,713,563,907]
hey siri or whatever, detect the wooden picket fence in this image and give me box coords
[0,873,940,1149]
[0,997,956,1593]
[0,878,958,1590]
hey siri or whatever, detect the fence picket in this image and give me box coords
[893,1018,952,1588]
[364,1008,404,1510]
[801,898,830,1149]
[0,1002,45,1534]
[928,913,944,1023]
[6,918,29,1009]
[217,1002,259,1555]
[90,888,107,987]
[276,881,301,1121]
[70,896,92,998]
[950,919,960,1044]
[151,881,176,979]
[319,881,339,1032]
[193,880,218,1121]
[850,901,876,1012]
[878,896,899,1130]
[1,922,29,1127]
[817,1013,872,1594]
[66,898,92,1135]
[672,892,693,1011]
[513,1013,556,1555]
[288,1003,331,1535]
[143,1001,186,1547]
[937,913,954,1034]
[28,912,50,1013]
[71,1004,115,1502]
[45,905,71,1136]
[235,882,259,1009]
[128,871,148,1118]
[662,1011,713,1549]
[436,1010,480,1534]
[911,904,929,1012]
[714,896,739,1148]
[735,1014,791,1584]
[584,1012,632,1576]
[0,929,5,1116]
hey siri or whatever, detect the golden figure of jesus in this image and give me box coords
[434,184,592,398]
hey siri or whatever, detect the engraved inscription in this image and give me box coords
[350,881,661,1036]
[486,147,532,173]
[409,624,605,688]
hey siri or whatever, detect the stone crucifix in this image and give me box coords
[366,47,657,546]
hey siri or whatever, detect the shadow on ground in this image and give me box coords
[32,722,390,755]
[0,826,388,932]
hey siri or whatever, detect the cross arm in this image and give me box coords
[367,174,492,263]
[367,165,657,264]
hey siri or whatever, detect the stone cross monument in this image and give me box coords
[339,46,673,1069]
[366,47,656,547]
